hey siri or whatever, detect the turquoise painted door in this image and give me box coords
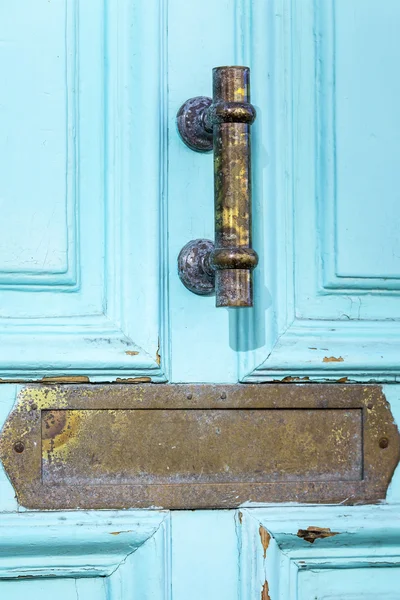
[1,0,400,599]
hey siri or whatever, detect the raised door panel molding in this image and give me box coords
[0,0,167,381]
[238,0,400,381]
[238,506,400,600]
[0,511,170,600]
[0,1,77,287]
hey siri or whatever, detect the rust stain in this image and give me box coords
[125,351,139,356]
[336,377,348,383]
[323,356,344,363]
[42,411,67,440]
[42,410,82,455]
[297,526,339,544]
[109,530,133,535]
[259,525,271,559]
[41,376,90,383]
[261,581,270,600]
[115,377,152,383]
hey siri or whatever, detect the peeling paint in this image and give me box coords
[0,376,91,384]
[125,351,139,356]
[297,526,339,543]
[259,525,270,559]
[323,356,344,363]
[156,338,161,366]
[279,376,310,382]
[261,581,270,600]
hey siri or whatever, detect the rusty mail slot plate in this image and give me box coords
[0,384,399,508]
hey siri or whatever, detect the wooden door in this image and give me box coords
[1,1,400,598]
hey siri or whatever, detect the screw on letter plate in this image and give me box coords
[13,441,25,453]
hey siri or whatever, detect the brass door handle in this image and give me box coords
[177,66,258,307]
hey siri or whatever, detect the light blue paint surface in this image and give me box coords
[2,578,108,600]
[0,0,399,382]
[1,0,400,598]
[171,511,239,600]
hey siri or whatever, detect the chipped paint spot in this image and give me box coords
[125,350,139,356]
[336,377,348,383]
[115,377,152,383]
[238,511,243,524]
[297,526,339,543]
[261,581,271,600]
[259,525,270,559]
[323,356,344,363]
[109,530,133,535]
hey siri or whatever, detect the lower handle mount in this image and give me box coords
[178,239,258,307]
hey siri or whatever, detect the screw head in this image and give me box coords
[14,441,25,453]
[220,392,227,400]
[379,437,389,449]
[30,403,38,411]
[186,393,193,400]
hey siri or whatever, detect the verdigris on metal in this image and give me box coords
[0,384,398,509]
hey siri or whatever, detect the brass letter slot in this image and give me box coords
[41,408,362,485]
[0,384,398,509]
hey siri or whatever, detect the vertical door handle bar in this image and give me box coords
[176,66,258,307]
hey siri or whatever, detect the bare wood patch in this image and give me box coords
[259,525,271,559]
[115,377,152,383]
[297,526,339,544]
[41,376,90,383]
[156,338,161,366]
[261,581,271,600]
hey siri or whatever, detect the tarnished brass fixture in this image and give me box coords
[177,66,258,307]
